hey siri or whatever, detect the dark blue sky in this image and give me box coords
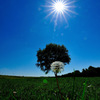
[0,0,100,77]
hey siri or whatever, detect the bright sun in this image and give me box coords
[54,1,65,12]
[43,0,77,27]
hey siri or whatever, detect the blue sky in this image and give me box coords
[0,0,100,77]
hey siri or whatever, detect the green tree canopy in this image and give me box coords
[36,43,71,74]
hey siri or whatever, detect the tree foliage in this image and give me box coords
[36,43,71,74]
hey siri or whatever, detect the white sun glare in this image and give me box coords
[54,1,65,12]
[44,0,77,26]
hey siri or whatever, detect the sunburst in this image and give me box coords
[43,0,77,26]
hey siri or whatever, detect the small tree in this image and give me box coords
[36,43,71,74]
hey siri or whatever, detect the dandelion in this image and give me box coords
[13,91,17,94]
[51,61,64,74]
[50,61,64,100]
[87,84,92,88]
[13,91,17,96]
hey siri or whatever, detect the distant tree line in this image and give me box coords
[58,66,100,77]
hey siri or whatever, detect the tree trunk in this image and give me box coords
[55,73,64,100]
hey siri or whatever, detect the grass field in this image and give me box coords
[0,75,100,100]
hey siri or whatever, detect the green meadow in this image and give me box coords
[0,75,100,100]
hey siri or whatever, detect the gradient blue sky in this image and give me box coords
[0,0,100,77]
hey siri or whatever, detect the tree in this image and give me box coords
[36,43,71,74]
[74,70,81,77]
[82,69,87,76]
[88,66,94,70]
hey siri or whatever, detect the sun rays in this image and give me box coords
[43,0,77,27]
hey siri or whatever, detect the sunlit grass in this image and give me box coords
[0,75,100,100]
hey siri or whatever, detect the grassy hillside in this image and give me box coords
[0,75,100,100]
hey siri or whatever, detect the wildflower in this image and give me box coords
[87,85,92,87]
[50,61,64,73]
[13,91,17,96]
[13,91,17,94]
[50,61,65,100]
